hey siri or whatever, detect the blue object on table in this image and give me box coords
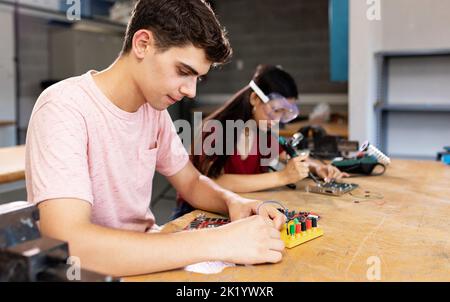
[442,154,450,165]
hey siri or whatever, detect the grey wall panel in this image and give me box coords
[382,0,450,51]
[387,56,450,106]
[386,112,450,158]
[50,28,122,79]
[17,14,50,143]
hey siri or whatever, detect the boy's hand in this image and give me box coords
[226,197,286,230]
[215,215,285,265]
[315,164,349,182]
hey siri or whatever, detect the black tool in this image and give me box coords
[0,202,118,282]
[278,134,321,185]
[297,126,359,159]
[332,155,386,176]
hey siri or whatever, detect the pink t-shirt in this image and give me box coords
[25,71,189,232]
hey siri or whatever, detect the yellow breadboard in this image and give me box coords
[280,227,324,248]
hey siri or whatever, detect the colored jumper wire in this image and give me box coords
[256,201,324,248]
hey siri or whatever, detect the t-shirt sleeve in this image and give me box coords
[26,101,93,205]
[155,110,189,176]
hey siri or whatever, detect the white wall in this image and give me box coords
[381,0,450,51]
[388,56,450,106]
[349,0,450,146]
[386,112,450,158]
[349,0,381,144]
[0,5,16,147]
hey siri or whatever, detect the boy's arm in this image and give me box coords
[167,162,286,226]
[38,198,284,277]
[38,198,218,276]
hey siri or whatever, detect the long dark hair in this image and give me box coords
[192,64,299,178]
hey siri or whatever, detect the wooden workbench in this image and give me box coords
[0,145,26,184]
[127,159,450,281]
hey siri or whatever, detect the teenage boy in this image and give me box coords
[25,0,285,276]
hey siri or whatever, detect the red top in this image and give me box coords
[223,153,267,174]
[223,134,282,174]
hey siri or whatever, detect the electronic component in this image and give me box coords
[280,211,323,249]
[184,214,230,230]
[360,141,391,166]
[279,208,320,221]
[306,181,358,196]
[185,208,323,249]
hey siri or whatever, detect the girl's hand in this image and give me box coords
[281,156,309,184]
[315,164,349,182]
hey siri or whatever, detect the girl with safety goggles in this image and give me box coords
[173,65,347,219]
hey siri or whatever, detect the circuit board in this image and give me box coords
[306,181,358,196]
[184,210,323,248]
[184,214,230,230]
[280,209,324,248]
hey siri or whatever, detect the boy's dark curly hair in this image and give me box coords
[121,0,232,65]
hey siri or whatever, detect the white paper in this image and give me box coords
[184,261,235,274]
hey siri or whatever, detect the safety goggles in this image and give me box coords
[249,80,299,123]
